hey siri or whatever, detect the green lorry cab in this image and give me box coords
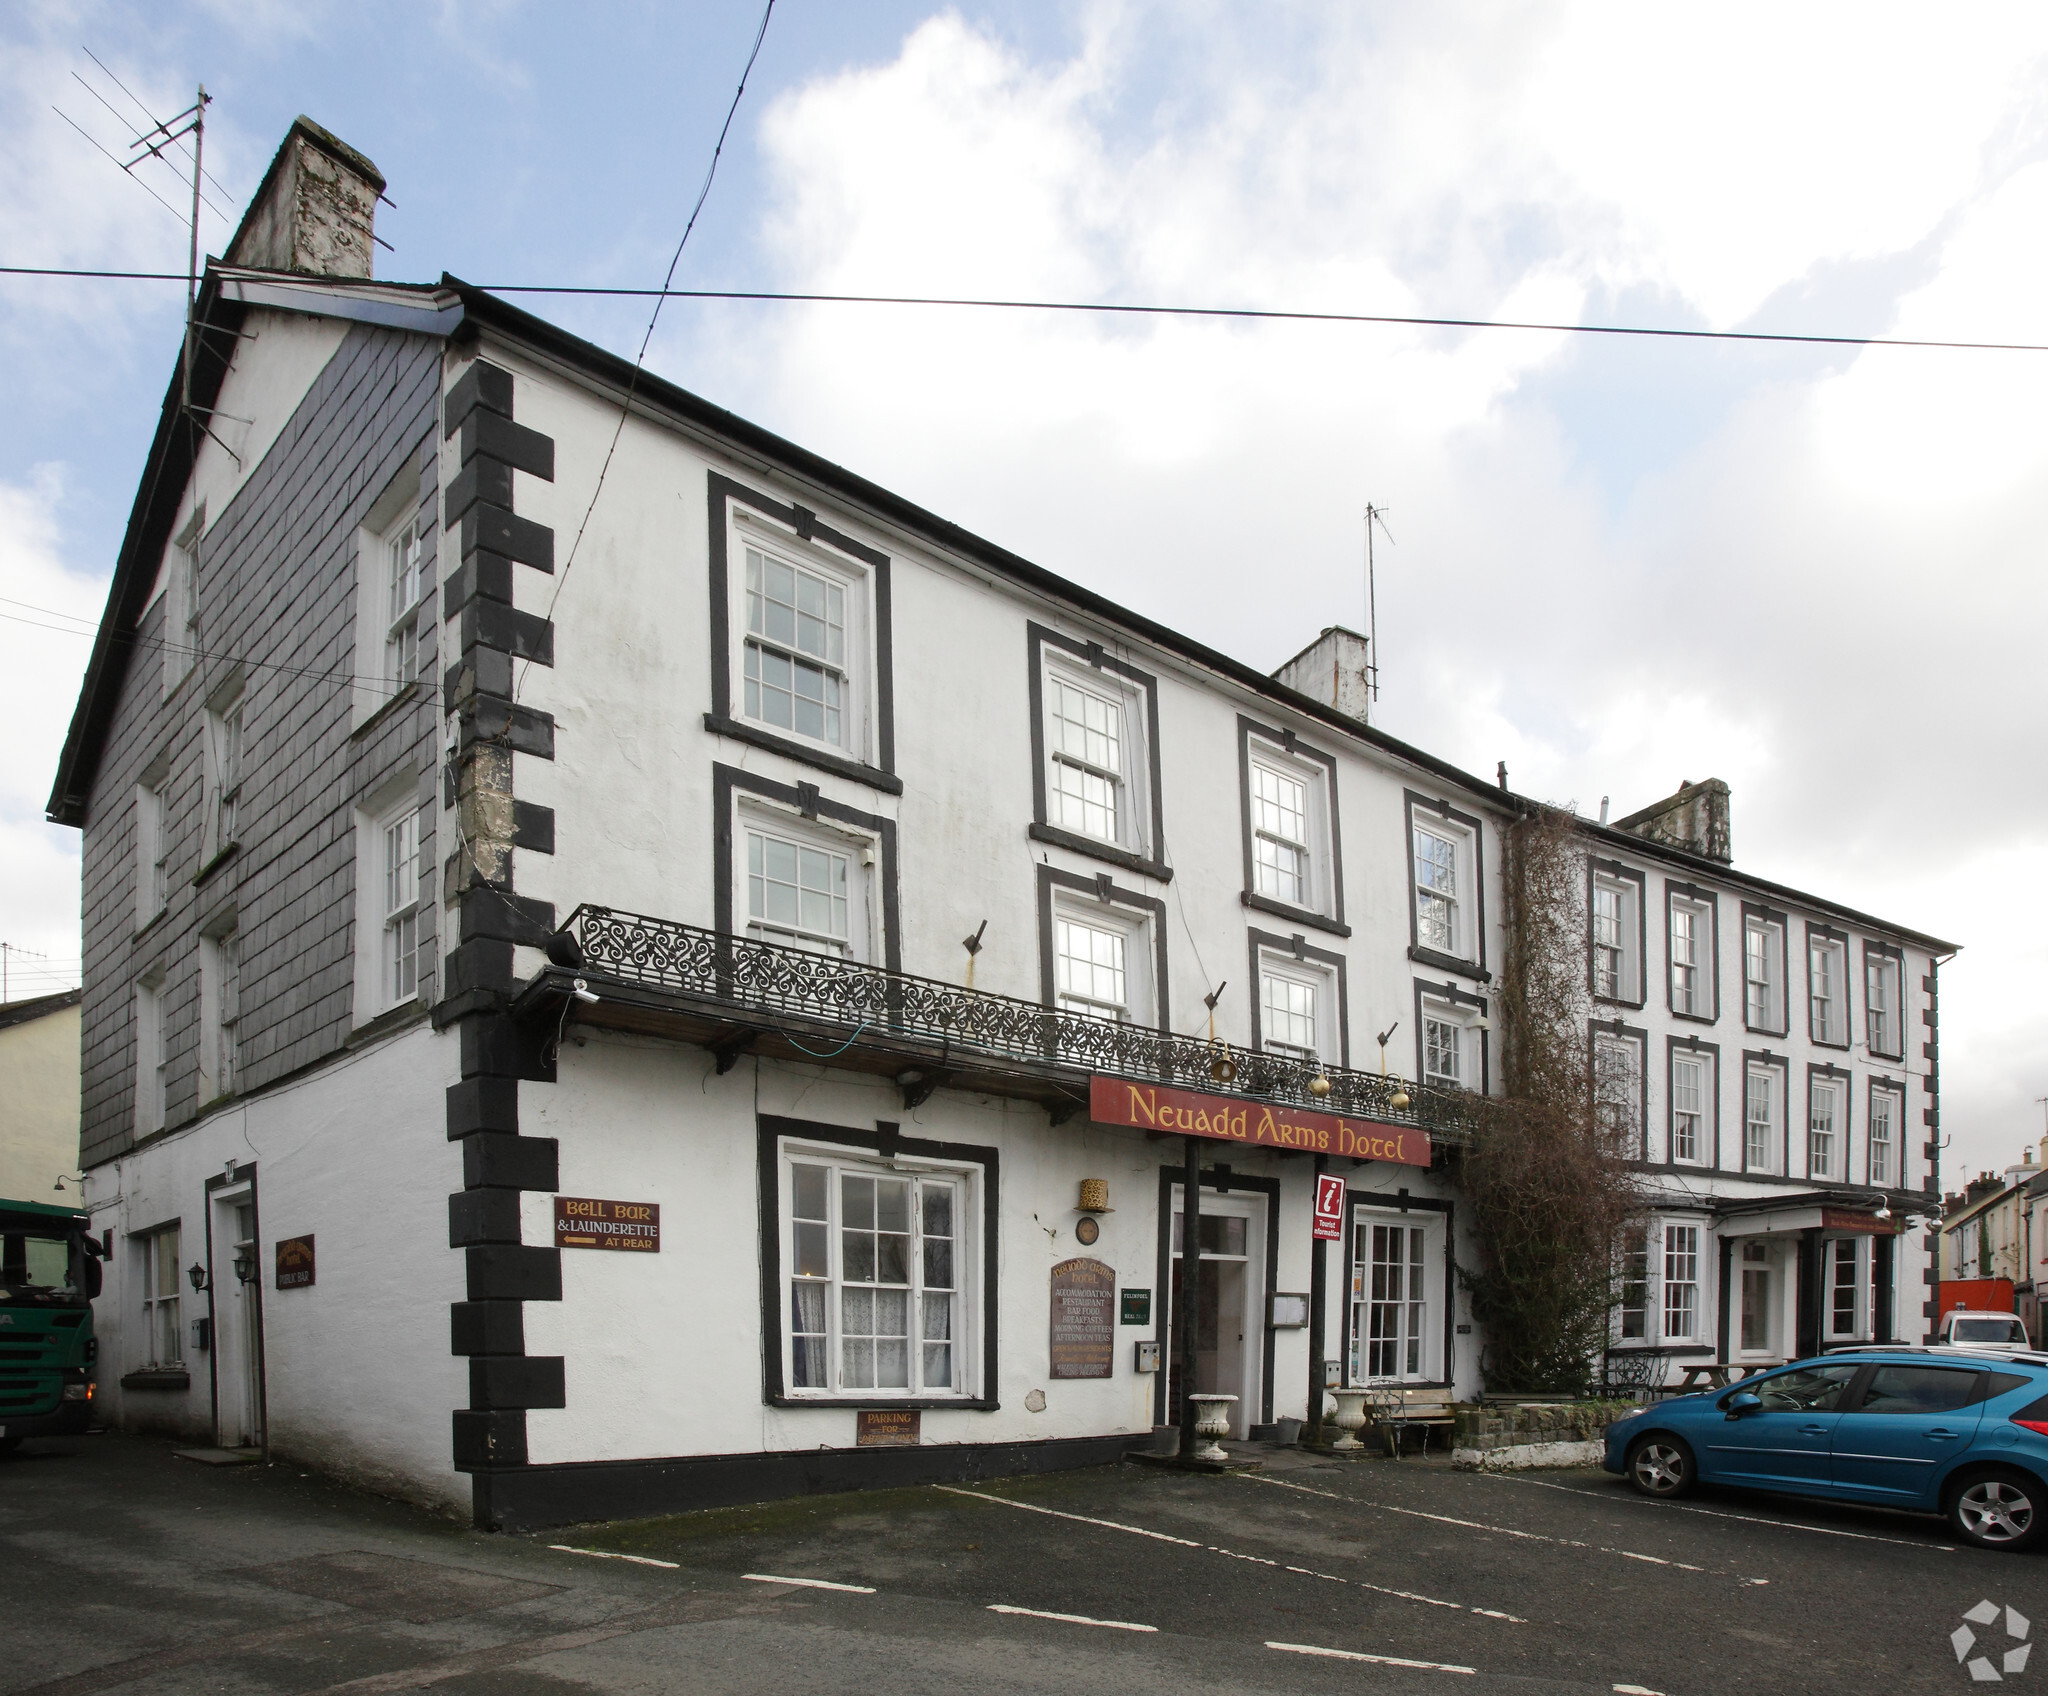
[0,1198,103,1451]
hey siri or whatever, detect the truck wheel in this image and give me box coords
[0,1437,21,1456]
[1947,1469,2042,1552]
[1626,1434,1696,1498]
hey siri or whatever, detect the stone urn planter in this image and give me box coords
[1186,1394,1238,1462]
[1328,1387,1369,1451]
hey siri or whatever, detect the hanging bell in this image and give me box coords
[1209,1048,1238,1084]
[1389,1088,1411,1111]
[1308,1074,1332,1098]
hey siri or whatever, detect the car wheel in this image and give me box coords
[1947,1470,2043,1552]
[1626,1434,1696,1499]
[0,1437,21,1457]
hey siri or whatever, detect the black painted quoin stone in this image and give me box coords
[437,357,567,1516]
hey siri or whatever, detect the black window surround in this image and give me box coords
[1413,979,1489,1096]
[1338,1189,1456,1391]
[1036,865,1171,1032]
[1741,1049,1793,1177]
[1664,879,1721,1026]
[1237,715,1348,938]
[1804,921,1853,1051]
[1151,1164,1281,1427]
[713,764,901,976]
[1590,1017,1650,1163]
[1739,901,1790,1038]
[1246,928,1350,1067]
[704,472,901,796]
[1587,858,1648,1010]
[1026,623,1170,883]
[756,1115,998,1410]
[1862,939,1906,1061]
[1664,1034,1721,1171]
[1805,1060,1855,1183]
[1403,790,1487,980]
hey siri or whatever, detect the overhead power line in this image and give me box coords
[5,265,2046,355]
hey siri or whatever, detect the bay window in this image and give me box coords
[1662,1223,1701,1342]
[1617,1227,1649,1340]
[1348,1203,1446,1384]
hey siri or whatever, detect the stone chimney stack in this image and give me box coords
[1273,627,1373,727]
[225,117,384,280]
[1612,778,1733,864]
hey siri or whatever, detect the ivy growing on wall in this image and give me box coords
[1454,803,1645,1393]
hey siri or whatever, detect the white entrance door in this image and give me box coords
[210,1190,263,1450]
[1169,1191,1264,1437]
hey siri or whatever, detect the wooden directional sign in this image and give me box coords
[554,1197,661,1252]
[1050,1257,1116,1379]
[1089,1076,1430,1167]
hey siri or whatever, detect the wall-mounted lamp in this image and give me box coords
[187,1261,209,1293]
[571,978,600,1005]
[1376,1021,1409,1111]
[232,1246,257,1285]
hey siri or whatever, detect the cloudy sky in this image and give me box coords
[4,2,2044,1182]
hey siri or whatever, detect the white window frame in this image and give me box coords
[352,464,428,730]
[134,773,170,930]
[381,808,422,1007]
[733,512,872,762]
[1865,952,1902,1059]
[1808,1074,1845,1180]
[1246,738,1334,917]
[1662,1222,1703,1343]
[1041,656,1153,858]
[779,1141,978,1401]
[1257,949,1339,1065]
[1348,1204,1445,1384]
[1670,1050,1710,1166]
[1743,914,1785,1032]
[1669,895,1712,1018]
[198,922,240,1103]
[1049,891,1156,1026]
[741,805,875,963]
[1743,1063,1780,1175]
[1808,934,1848,1046]
[1593,1029,1645,1157]
[134,975,167,1135]
[202,683,244,866]
[137,1224,183,1368]
[352,770,430,1028]
[382,510,427,698]
[1868,1084,1899,1188]
[1411,814,1478,963]
[161,504,203,699]
[1591,872,1642,1003]
[1419,992,1480,1091]
[1617,1226,1651,1340]
[1822,1237,1868,1342]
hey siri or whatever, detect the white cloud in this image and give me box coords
[723,3,2048,1181]
[0,469,106,999]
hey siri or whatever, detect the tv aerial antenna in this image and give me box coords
[1363,503,1394,702]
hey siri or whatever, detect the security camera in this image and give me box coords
[571,978,600,1005]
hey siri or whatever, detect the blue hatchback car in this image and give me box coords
[1602,1347,2048,1550]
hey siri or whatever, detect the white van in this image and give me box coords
[1937,1309,2031,1349]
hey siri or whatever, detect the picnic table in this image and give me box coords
[1670,1362,1764,1393]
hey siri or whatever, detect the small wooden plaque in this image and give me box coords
[275,1235,315,1290]
[856,1408,921,1446]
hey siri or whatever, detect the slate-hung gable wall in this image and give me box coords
[76,324,444,1169]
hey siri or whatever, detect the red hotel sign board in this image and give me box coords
[1089,1077,1431,1167]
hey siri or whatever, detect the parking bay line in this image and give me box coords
[988,1604,1158,1632]
[741,1574,878,1593]
[1267,1641,1476,1675]
[549,1544,681,1569]
[1244,1474,1741,1578]
[936,1485,1524,1622]
[1480,1472,1957,1553]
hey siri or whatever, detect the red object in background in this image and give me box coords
[1313,1172,1345,1241]
[1937,1278,2016,1314]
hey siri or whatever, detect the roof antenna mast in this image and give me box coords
[1364,503,1394,703]
[126,83,210,418]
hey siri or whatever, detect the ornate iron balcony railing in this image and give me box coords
[566,904,1475,1141]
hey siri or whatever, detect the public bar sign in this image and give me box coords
[554,1196,661,1252]
[275,1235,315,1290]
[1313,1172,1346,1241]
[1049,1257,1117,1379]
[1089,1076,1430,1167]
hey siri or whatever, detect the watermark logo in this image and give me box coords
[1954,1601,2031,1682]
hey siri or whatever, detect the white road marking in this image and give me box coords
[1481,1471,1958,1552]
[1267,1641,1476,1674]
[1249,1473,1705,1576]
[943,1484,1523,1622]
[741,1573,877,1593]
[989,1604,1157,1632]
[547,1544,681,1569]
[1613,1685,1669,1694]
[935,1485,1203,1546]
